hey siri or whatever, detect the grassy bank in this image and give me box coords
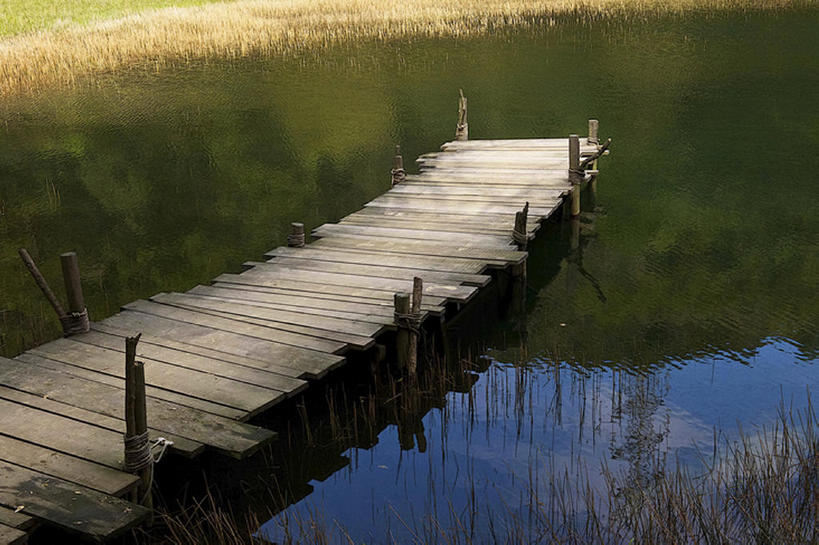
[0,0,808,96]
[0,0,225,37]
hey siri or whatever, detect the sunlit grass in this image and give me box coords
[0,0,229,37]
[0,0,810,96]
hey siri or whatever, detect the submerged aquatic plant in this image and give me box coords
[0,0,811,96]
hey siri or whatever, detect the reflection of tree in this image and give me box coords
[609,372,670,493]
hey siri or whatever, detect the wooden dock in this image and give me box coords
[1,119,607,542]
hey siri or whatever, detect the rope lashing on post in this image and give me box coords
[59,308,89,336]
[391,167,406,186]
[287,231,305,247]
[578,138,612,171]
[123,431,173,504]
[124,432,173,473]
[512,228,528,246]
[394,310,422,335]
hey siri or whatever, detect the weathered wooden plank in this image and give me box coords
[0,461,150,540]
[407,170,570,182]
[238,265,478,303]
[261,256,491,287]
[309,235,527,265]
[0,433,137,498]
[0,398,127,469]
[123,301,346,355]
[93,319,339,381]
[365,198,552,217]
[0,358,273,459]
[0,506,35,531]
[73,330,302,393]
[379,191,560,207]
[440,137,597,150]
[264,245,492,273]
[186,286,396,327]
[415,166,572,178]
[311,223,514,250]
[339,215,537,239]
[418,158,569,170]
[0,382,202,459]
[0,523,26,545]
[152,293,380,348]
[211,281,445,316]
[15,352,244,421]
[28,338,281,415]
[342,207,536,234]
[431,149,591,158]
[389,183,566,199]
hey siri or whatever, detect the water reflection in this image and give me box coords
[259,334,814,544]
[0,7,816,542]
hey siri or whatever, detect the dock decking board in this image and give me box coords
[3,133,606,540]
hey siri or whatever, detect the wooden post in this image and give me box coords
[513,202,529,251]
[391,145,406,186]
[587,119,599,145]
[59,252,89,335]
[394,292,410,372]
[569,134,581,217]
[287,222,305,248]
[408,277,423,379]
[124,334,153,512]
[18,249,66,319]
[455,89,468,141]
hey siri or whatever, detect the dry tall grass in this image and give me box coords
[0,0,808,96]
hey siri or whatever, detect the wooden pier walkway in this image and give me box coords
[1,123,607,542]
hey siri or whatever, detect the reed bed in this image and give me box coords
[145,353,817,544]
[0,0,809,96]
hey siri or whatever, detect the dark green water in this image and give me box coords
[0,8,817,543]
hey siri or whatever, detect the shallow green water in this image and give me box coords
[0,7,817,543]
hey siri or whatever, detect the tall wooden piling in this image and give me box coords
[455,90,468,141]
[394,277,422,378]
[394,292,411,372]
[569,134,582,217]
[124,334,153,512]
[287,223,306,248]
[59,252,90,335]
[588,120,600,194]
[391,145,406,187]
[408,277,423,379]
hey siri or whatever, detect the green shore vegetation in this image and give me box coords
[0,0,223,37]
[0,0,809,96]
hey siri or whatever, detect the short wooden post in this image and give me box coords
[513,202,529,251]
[394,292,411,372]
[455,90,468,141]
[569,134,581,217]
[408,277,423,379]
[59,252,89,335]
[18,248,66,320]
[287,222,306,248]
[391,145,406,187]
[587,119,599,145]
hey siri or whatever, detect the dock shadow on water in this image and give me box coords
[1,6,817,545]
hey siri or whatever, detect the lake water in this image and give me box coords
[0,7,817,544]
